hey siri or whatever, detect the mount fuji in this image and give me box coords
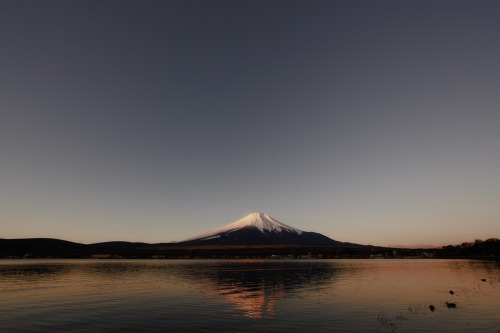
[178,213,364,247]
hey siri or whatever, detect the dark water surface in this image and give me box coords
[1,259,499,332]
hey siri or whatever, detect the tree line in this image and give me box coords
[441,238,500,257]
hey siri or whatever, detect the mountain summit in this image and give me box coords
[180,213,362,246]
[184,213,302,241]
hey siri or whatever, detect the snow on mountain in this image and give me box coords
[183,213,302,242]
[178,212,366,246]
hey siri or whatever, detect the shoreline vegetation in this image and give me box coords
[1,238,499,260]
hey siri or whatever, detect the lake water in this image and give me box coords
[1,259,499,332]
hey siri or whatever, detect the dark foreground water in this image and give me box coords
[1,259,499,332]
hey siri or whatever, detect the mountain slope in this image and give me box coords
[0,238,87,257]
[183,213,302,241]
[178,213,364,247]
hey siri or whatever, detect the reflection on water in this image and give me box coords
[173,261,341,318]
[1,259,500,332]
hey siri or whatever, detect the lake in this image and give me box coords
[1,259,499,332]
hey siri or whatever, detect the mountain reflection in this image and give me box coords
[0,259,346,319]
[176,260,340,318]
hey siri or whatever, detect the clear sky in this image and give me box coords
[1,0,500,247]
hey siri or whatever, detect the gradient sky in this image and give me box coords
[2,0,500,247]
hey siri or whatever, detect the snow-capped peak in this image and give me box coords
[228,213,303,234]
[182,213,303,242]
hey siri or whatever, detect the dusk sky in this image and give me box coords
[2,0,500,247]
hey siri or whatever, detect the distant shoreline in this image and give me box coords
[2,238,499,260]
